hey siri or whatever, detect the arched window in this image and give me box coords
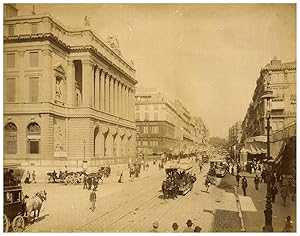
[4,123,17,154]
[27,122,41,154]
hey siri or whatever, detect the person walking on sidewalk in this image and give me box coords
[271,184,278,203]
[32,170,36,183]
[254,175,260,190]
[261,169,266,183]
[183,220,194,232]
[231,166,234,175]
[236,173,241,187]
[89,189,96,212]
[280,185,289,207]
[282,216,294,232]
[241,176,248,196]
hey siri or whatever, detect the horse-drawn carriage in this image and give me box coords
[4,165,25,232]
[162,164,196,199]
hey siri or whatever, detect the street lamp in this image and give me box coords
[261,87,276,232]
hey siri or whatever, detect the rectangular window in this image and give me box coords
[30,52,39,67]
[8,25,15,36]
[31,23,38,33]
[154,104,158,110]
[154,112,158,121]
[145,104,149,110]
[144,126,149,134]
[136,104,140,111]
[28,140,39,154]
[6,53,15,68]
[6,78,16,102]
[144,112,149,121]
[278,121,284,130]
[135,112,140,121]
[29,77,39,102]
[142,140,148,146]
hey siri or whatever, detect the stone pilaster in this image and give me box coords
[105,73,110,112]
[95,67,100,109]
[100,70,105,111]
[82,60,93,107]
[109,76,114,114]
[67,60,75,106]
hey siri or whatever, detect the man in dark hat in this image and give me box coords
[183,220,194,232]
[194,226,202,232]
[150,220,159,232]
[172,223,179,233]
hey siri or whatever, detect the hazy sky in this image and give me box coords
[17,4,296,138]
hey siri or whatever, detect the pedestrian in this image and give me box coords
[280,185,289,207]
[254,175,260,190]
[261,170,266,183]
[199,163,202,173]
[118,171,123,183]
[282,216,294,232]
[93,177,99,191]
[89,189,96,211]
[183,219,194,232]
[235,173,241,187]
[150,220,159,232]
[83,174,87,189]
[271,185,278,203]
[87,177,93,190]
[270,173,276,186]
[32,170,36,183]
[194,226,202,232]
[172,223,179,233]
[241,176,248,196]
[231,166,234,175]
[204,176,211,193]
[24,171,30,184]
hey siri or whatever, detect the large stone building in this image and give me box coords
[4,7,138,171]
[135,87,208,155]
[240,57,296,163]
[228,121,242,161]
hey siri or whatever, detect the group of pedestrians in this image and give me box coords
[150,219,202,232]
[24,170,36,184]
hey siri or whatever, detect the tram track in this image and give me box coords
[75,174,163,232]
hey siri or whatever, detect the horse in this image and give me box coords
[24,190,47,222]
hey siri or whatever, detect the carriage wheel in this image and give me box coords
[3,214,9,232]
[12,215,25,232]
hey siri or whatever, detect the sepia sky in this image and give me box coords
[17,4,296,138]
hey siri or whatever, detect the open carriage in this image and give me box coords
[3,164,26,232]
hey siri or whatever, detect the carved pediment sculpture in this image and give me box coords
[106,34,122,56]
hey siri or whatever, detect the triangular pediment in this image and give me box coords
[54,63,65,75]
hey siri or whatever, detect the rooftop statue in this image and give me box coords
[106,34,122,56]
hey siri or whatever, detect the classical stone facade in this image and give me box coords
[135,87,208,155]
[4,12,137,171]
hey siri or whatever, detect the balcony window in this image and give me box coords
[8,25,15,36]
[6,53,15,68]
[30,52,39,67]
[31,23,38,34]
[5,78,16,102]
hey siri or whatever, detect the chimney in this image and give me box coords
[271,56,281,65]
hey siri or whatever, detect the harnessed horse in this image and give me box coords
[24,190,47,222]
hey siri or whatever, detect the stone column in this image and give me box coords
[123,86,127,118]
[109,76,114,114]
[118,82,122,117]
[114,79,118,116]
[105,73,110,112]
[95,67,100,109]
[127,88,130,119]
[132,89,136,121]
[100,70,105,111]
[67,60,75,106]
[120,84,124,118]
[82,60,93,107]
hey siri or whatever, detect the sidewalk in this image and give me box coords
[236,173,296,232]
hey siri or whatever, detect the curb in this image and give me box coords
[234,186,246,232]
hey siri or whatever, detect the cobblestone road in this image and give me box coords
[22,161,241,232]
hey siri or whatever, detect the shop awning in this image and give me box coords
[243,136,267,155]
[271,140,286,164]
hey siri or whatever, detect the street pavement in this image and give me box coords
[236,171,296,232]
[21,160,241,232]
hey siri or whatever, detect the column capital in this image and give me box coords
[82,59,94,67]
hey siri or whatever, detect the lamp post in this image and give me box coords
[261,87,276,232]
